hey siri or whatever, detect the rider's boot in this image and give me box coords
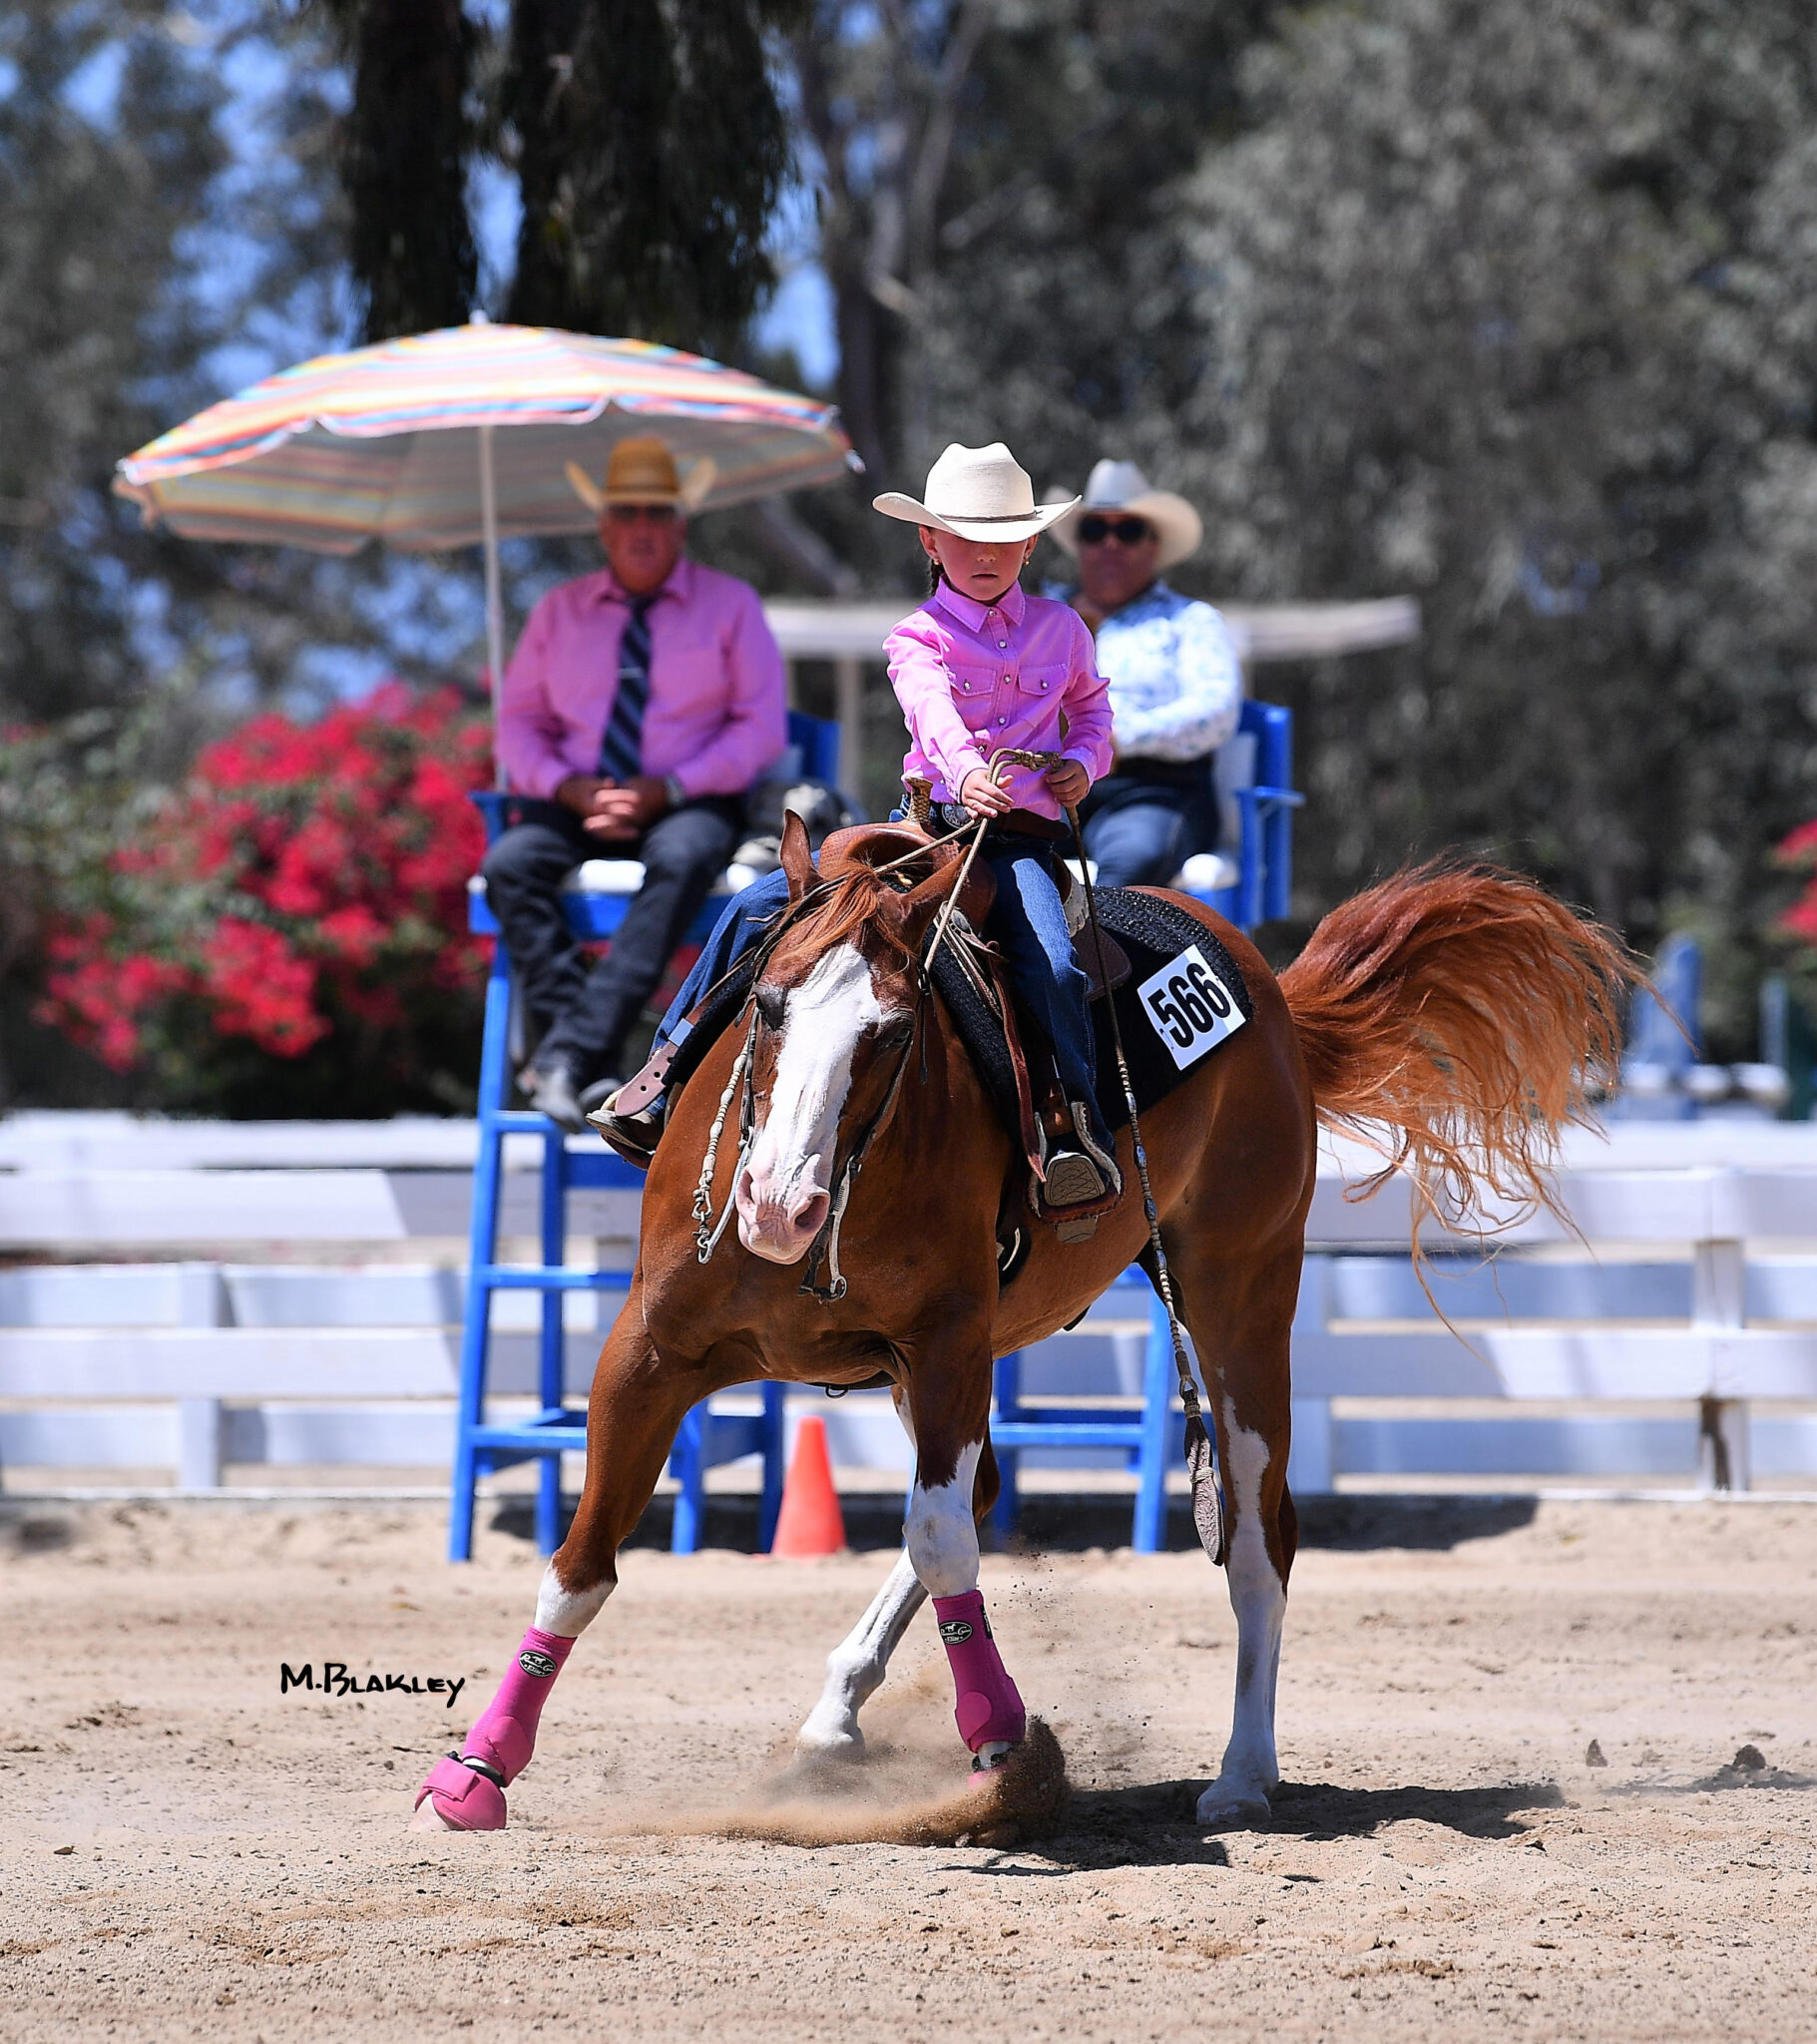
[1041,1097,1124,1214]
[587,1041,677,1168]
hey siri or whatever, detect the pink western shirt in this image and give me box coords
[884,581,1114,819]
[498,557,787,801]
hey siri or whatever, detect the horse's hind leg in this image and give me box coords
[1167,1240,1301,1829]
[412,1291,697,1832]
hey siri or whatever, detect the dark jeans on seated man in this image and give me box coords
[482,792,742,1089]
[1079,759,1216,889]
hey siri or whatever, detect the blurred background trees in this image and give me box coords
[7,0,1817,1108]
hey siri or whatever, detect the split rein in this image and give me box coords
[690,811,985,1303]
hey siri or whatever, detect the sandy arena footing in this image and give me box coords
[0,1494,1813,2041]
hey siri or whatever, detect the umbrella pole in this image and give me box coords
[478,422,507,790]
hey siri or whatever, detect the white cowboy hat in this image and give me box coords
[873,442,1079,542]
[1048,458,1202,570]
[565,435,717,514]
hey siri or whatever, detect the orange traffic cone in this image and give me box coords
[770,1415,846,1557]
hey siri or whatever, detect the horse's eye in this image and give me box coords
[754,984,787,1031]
[876,1014,914,1049]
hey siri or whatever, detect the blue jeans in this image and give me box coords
[1082,798,1189,889]
[656,868,790,1053]
[652,845,1106,1143]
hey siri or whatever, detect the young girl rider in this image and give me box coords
[600,441,1122,1215]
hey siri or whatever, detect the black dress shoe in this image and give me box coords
[525,1060,589,1134]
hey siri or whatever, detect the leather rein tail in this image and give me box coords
[1064,787,1229,1569]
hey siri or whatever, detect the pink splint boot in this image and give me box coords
[414,1627,575,1829]
[932,1591,1026,1762]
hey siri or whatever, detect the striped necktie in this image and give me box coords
[598,594,657,781]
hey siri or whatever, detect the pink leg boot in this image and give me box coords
[414,1626,576,1829]
[933,1591,1026,1765]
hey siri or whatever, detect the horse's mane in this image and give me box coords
[763,839,940,981]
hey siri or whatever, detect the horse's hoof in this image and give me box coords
[413,1755,507,1832]
[1195,1781,1271,1831]
[792,1724,866,1768]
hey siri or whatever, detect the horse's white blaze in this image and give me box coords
[796,1547,927,1757]
[534,1562,613,1638]
[1196,1396,1286,1826]
[740,941,884,1230]
[904,1437,984,1599]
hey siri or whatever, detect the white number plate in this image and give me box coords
[1136,943,1246,1070]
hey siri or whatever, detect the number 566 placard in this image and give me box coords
[1136,943,1246,1070]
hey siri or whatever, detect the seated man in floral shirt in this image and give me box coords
[1048,460,1243,888]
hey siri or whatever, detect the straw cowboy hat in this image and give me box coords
[1048,458,1202,570]
[873,442,1079,541]
[565,435,717,514]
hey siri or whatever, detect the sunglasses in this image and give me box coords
[605,503,678,525]
[1077,514,1154,547]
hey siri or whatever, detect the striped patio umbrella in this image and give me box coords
[114,319,854,775]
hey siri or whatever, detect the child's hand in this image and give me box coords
[959,767,1014,817]
[1044,759,1090,807]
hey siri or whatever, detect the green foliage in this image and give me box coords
[0,696,197,1105]
[326,0,479,336]
[1172,0,1817,1053]
[322,0,800,350]
[797,0,1817,1057]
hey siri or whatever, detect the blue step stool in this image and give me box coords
[989,1271,1186,1552]
[449,710,840,1563]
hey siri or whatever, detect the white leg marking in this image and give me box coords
[1196,1396,1287,1829]
[533,1562,614,1638]
[795,1547,928,1759]
[904,1438,983,1599]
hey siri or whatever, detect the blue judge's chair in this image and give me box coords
[448,711,840,1563]
[995,697,1303,1548]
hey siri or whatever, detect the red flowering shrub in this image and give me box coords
[34,683,492,1115]
[1777,820,1817,949]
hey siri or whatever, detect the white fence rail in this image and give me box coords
[4,1115,1817,1496]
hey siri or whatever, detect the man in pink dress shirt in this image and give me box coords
[483,436,786,1130]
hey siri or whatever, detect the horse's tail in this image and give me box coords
[1277,861,1640,1233]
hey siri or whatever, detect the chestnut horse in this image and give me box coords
[413,818,1627,1834]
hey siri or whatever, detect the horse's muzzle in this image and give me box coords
[732,1160,830,1264]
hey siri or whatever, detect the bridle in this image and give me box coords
[690,814,986,1302]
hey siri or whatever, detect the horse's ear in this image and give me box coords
[779,809,816,902]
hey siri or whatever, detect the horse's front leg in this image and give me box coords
[794,1546,927,1762]
[411,1285,698,1832]
[794,1384,927,1761]
[901,1336,1026,1773]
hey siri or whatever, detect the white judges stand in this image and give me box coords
[3,1111,1817,1501]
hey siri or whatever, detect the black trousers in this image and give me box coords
[481,794,742,1080]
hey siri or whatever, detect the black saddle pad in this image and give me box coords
[929,887,1251,1139]
[1085,888,1253,1130]
[666,889,1251,1145]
